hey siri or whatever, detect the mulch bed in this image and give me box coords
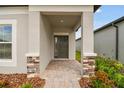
[79,77,91,88]
[0,74,45,88]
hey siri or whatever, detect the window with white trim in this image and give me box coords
[0,20,16,66]
[0,24,12,59]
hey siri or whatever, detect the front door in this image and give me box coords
[54,36,69,58]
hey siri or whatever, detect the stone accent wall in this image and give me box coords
[82,56,95,77]
[27,56,40,78]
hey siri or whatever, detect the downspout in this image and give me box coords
[112,23,119,60]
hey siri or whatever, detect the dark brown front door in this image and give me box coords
[54,36,69,58]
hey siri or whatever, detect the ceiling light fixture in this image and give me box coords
[60,19,64,23]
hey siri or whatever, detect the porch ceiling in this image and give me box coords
[43,12,81,28]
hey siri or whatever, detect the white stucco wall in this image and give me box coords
[40,14,53,73]
[0,14,28,73]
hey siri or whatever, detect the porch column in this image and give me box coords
[27,11,41,78]
[81,12,96,77]
[69,31,75,60]
[28,11,40,54]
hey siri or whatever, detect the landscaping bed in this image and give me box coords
[76,51,81,62]
[0,74,45,88]
[79,56,124,88]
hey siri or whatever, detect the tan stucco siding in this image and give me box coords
[69,30,75,59]
[29,5,94,12]
[81,12,94,54]
[40,14,53,73]
[28,12,40,53]
[0,14,28,73]
[0,5,95,73]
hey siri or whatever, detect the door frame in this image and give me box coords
[54,35,69,59]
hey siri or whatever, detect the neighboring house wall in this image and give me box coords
[0,14,28,73]
[94,27,116,59]
[76,20,124,64]
[117,21,124,63]
[94,21,124,63]
[76,38,81,51]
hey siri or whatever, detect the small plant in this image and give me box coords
[76,51,81,62]
[113,73,124,88]
[95,56,124,88]
[91,79,104,88]
[117,77,124,87]
[20,83,33,88]
[79,56,124,88]
[90,70,115,88]
[0,80,8,88]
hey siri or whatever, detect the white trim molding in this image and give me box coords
[54,32,69,36]
[0,19,17,66]
[25,53,39,57]
[29,5,94,12]
[83,53,97,57]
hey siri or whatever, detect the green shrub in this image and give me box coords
[96,57,111,71]
[0,80,8,88]
[91,79,104,88]
[90,70,115,88]
[95,56,124,88]
[20,83,33,88]
[95,56,123,75]
[117,77,124,87]
[115,63,123,69]
[76,51,81,62]
[113,73,124,87]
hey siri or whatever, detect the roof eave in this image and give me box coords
[94,16,124,33]
[94,5,101,12]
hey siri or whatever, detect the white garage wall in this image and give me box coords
[94,26,116,59]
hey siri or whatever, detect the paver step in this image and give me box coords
[42,60,81,88]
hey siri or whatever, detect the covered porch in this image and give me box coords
[42,60,81,88]
[28,5,96,77]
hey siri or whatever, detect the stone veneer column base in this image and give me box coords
[26,53,40,78]
[81,53,97,78]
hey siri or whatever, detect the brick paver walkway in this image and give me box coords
[42,60,82,88]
